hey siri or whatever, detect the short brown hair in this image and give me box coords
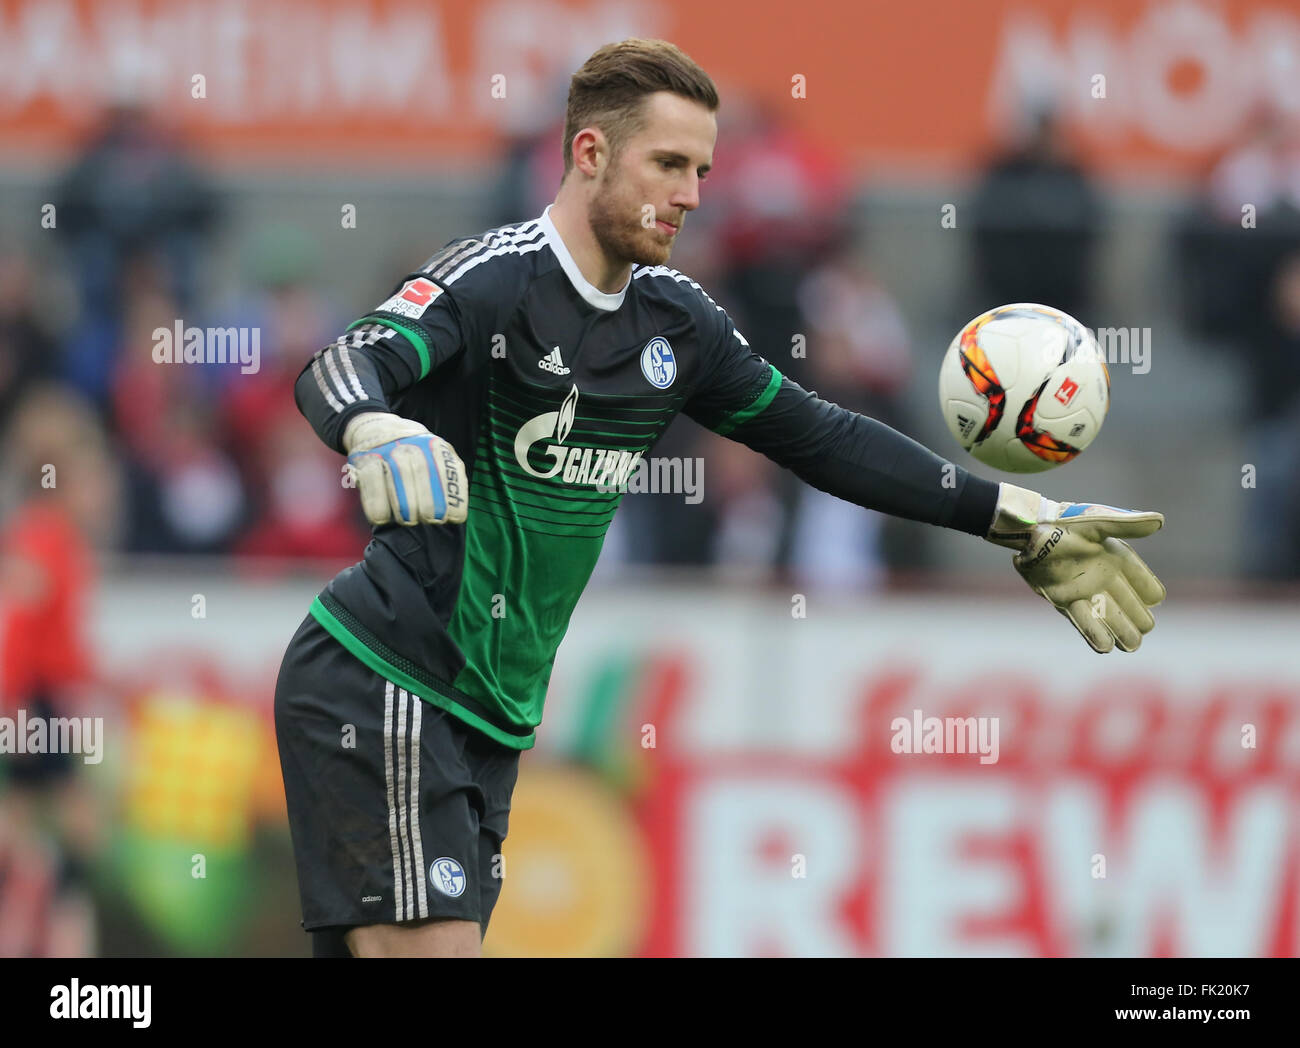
[562,39,719,176]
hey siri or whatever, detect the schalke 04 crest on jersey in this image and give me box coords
[641,337,676,389]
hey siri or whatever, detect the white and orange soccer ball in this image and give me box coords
[938,302,1110,473]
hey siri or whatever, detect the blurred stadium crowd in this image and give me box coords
[6,96,1300,594]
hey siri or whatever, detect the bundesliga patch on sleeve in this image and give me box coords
[377,277,444,319]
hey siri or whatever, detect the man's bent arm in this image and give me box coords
[294,273,467,453]
[294,323,421,453]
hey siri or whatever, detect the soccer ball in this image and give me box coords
[938,302,1110,473]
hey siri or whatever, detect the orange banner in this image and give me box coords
[0,0,1292,177]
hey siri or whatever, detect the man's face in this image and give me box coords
[587,91,716,269]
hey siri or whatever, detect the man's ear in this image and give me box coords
[571,127,608,178]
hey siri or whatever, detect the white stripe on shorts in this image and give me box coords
[383,680,404,921]
[406,693,429,919]
[395,686,414,920]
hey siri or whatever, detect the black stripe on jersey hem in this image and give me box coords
[470,486,621,523]
[473,470,624,512]
[314,592,534,742]
[473,465,625,507]
[474,472,624,508]
[470,480,622,519]
[466,501,616,536]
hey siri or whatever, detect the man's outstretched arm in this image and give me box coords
[684,313,1165,653]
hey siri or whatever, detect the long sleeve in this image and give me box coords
[295,274,466,453]
[684,308,1000,537]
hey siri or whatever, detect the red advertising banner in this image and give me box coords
[0,0,1295,177]
[76,578,1300,957]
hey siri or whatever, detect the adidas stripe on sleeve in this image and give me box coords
[294,274,467,453]
[295,221,545,452]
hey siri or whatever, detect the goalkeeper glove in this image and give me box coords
[985,482,1166,653]
[343,411,467,527]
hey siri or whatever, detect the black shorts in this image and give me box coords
[274,613,521,950]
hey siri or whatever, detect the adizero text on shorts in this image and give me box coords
[274,613,520,937]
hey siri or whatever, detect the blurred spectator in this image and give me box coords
[218,225,352,472]
[111,280,246,554]
[1174,105,1300,355]
[1258,257,1300,579]
[1,384,117,709]
[1206,106,1300,223]
[489,73,574,228]
[0,385,118,956]
[967,106,1101,321]
[491,116,567,228]
[704,433,786,575]
[0,252,60,437]
[1231,250,1300,580]
[216,225,367,566]
[706,96,852,389]
[1173,107,1300,579]
[785,227,916,589]
[234,412,368,567]
[52,103,218,407]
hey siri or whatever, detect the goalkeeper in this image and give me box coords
[274,38,1165,960]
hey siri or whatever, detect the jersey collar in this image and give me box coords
[539,204,629,312]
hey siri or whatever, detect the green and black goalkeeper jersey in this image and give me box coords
[294,206,999,749]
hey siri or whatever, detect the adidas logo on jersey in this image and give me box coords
[538,346,571,375]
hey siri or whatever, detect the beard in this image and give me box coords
[587,173,677,269]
